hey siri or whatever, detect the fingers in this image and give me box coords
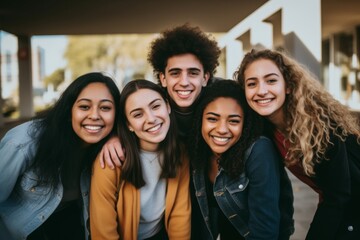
[103,145,115,169]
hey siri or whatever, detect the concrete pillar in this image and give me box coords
[282,0,322,79]
[18,35,34,118]
[251,21,273,49]
[328,34,342,101]
[225,39,243,79]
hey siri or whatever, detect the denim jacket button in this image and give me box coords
[30,188,35,192]
[347,225,353,232]
[238,184,244,189]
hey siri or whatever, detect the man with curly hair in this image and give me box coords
[100,24,221,168]
[147,23,221,140]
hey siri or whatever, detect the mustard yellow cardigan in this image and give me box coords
[90,154,191,240]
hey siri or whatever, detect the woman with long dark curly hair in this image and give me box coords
[234,48,360,239]
[189,79,294,240]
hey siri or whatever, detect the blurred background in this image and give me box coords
[1,0,359,239]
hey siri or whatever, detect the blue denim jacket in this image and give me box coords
[192,136,294,240]
[0,121,90,240]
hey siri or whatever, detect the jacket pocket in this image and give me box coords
[225,175,249,209]
[19,171,51,199]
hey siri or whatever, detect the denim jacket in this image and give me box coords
[0,121,90,240]
[192,136,294,240]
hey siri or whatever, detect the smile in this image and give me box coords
[211,136,231,144]
[255,98,272,104]
[84,125,103,132]
[176,90,192,96]
[147,123,162,132]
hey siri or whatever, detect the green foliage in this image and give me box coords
[63,34,156,81]
[43,68,65,90]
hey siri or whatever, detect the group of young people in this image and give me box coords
[1,24,359,240]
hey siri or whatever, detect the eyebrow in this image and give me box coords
[246,72,279,81]
[76,98,114,104]
[129,98,162,115]
[205,112,242,118]
[168,67,201,72]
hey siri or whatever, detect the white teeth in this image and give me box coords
[213,136,229,142]
[84,125,102,130]
[177,90,191,96]
[148,124,161,132]
[257,99,271,104]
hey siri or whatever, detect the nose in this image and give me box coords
[257,82,268,95]
[178,72,190,86]
[216,120,229,134]
[88,108,100,120]
[145,110,156,124]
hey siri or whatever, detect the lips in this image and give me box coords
[211,135,231,145]
[255,98,273,104]
[84,125,103,132]
[176,90,192,98]
[146,123,162,133]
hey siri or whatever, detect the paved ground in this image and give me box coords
[289,170,317,240]
[0,119,318,239]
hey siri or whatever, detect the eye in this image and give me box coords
[246,81,256,88]
[189,70,200,77]
[152,104,161,110]
[169,71,180,77]
[206,117,217,122]
[267,78,278,84]
[229,119,241,124]
[79,105,90,110]
[100,105,112,111]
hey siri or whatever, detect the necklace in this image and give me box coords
[142,151,158,164]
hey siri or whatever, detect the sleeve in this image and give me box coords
[90,154,121,240]
[246,137,281,240]
[166,155,191,240]
[305,135,351,239]
[0,128,30,203]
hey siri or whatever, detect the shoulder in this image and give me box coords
[246,136,280,169]
[248,136,276,156]
[0,121,39,150]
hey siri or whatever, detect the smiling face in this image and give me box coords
[125,88,171,152]
[71,82,115,145]
[201,97,244,156]
[159,53,209,111]
[244,59,289,127]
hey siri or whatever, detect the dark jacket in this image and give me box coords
[306,134,360,240]
[191,137,294,240]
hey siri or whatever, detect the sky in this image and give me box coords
[32,35,68,76]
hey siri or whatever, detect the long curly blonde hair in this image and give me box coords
[234,49,360,176]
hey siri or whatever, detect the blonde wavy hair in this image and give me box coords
[234,49,360,176]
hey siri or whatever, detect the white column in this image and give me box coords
[282,0,322,79]
[225,39,243,79]
[18,35,34,118]
[251,21,273,49]
[328,34,342,101]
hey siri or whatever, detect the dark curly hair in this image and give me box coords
[148,23,221,81]
[189,79,263,178]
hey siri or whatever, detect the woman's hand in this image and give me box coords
[99,136,125,169]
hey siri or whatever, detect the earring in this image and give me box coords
[129,128,134,132]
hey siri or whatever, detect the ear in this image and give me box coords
[127,123,134,132]
[286,86,291,94]
[166,102,171,114]
[159,73,167,87]
[202,72,210,87]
